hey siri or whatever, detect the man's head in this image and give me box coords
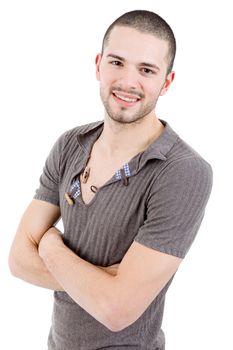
[101,10,176,75]
[96,10,176,125]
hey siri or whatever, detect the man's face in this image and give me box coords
[96,26,175,125]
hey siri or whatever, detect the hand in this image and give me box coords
[38,227,64,260]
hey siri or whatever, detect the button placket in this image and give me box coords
[65,162,133,206]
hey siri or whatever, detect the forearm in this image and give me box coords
[9,233,118,291]
[39,230,119,329]
[9,238,63,290]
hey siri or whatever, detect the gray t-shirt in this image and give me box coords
[34,119,213,349]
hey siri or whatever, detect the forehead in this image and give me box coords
[104,26,169,67]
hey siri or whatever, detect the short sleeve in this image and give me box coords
[134,157,213,258]
[33,131,67,206]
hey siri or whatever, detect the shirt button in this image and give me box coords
[65,192,74,206]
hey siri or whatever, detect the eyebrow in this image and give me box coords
[106,53,160,71]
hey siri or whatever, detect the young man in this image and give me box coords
[9,10,213,350]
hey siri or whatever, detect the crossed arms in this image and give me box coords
[8,199,181,332]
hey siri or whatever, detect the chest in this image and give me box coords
[79,157,128,205]
[62,171,148,265]
[58,145,160,266]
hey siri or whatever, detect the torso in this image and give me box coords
[80,162,120,205]
[80,144,131,205]
[80,121,165,205]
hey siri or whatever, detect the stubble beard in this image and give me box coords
[100,88,158,125]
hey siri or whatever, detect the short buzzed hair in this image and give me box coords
[101,10,176,74]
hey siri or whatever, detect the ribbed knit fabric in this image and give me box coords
[34,119,213,349]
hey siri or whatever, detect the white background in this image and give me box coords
[0,0,232,349]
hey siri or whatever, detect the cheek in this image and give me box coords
[99,75,117,95]
[146,84,161,98]
[101,65,122,83]
[147,78,166,97]
[99,70,111,86]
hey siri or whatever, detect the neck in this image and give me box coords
[96,114,164,159]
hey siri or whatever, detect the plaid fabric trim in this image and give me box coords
[124,163,130,177]
[70,180,81,199]
[115,163,131,180]
[69,163,131,200]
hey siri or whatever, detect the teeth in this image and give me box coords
[114,93,138,103]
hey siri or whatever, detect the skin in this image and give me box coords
[9,26,181,332]
[95,25,175,158]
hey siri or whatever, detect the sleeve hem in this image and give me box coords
[134,238,185,259]
[33,194,60,207]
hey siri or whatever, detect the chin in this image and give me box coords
[110,115,145,125]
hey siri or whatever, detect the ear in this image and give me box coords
[95,54,102,81]
[160,71,175,96]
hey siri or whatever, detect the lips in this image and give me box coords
[112,90,141,107]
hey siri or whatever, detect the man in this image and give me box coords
[9,10,213,350]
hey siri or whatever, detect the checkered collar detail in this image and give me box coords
[69,163,131,201]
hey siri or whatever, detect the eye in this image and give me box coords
[110,60,123,66]
[141,68,154,75]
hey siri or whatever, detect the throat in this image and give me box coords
[99,117,164,158]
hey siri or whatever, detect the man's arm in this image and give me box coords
[9,199,119,290]
[39,227,182,332]
[8,199,64,290]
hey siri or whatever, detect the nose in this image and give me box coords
[117,66,139,90]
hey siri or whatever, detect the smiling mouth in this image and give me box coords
[112,91,141,106]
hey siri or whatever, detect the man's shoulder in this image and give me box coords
[55,120,104,154]
[172,134,211,166]
[63,120,103,140]
[164,132,213,183]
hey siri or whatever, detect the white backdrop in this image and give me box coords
[0,1,232,349]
